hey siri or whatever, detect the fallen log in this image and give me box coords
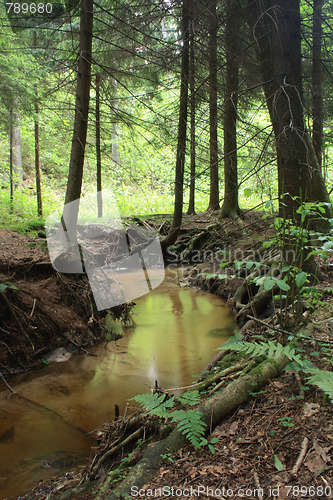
[101,351,290,499]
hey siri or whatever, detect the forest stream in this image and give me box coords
[0,269,237,499]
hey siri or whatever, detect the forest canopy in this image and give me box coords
[0,0,332,231]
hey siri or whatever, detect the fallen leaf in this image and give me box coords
[228,421,239,435]
[303,402,320,418]
[312,439,331,463]
[271,380,285,389]
[304,451,326,473]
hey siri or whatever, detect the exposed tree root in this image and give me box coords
[235,285,279,324]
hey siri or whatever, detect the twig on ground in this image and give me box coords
[0,340,13,353]
[247,315,290,336]
[0,371,16,394]
[254,471,264,500]
[291,437,309,475]
[30,298,36,317]
[90,427,143,476]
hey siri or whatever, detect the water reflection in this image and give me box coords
[0,271,236,499]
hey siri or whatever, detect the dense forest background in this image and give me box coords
[0,0,332,232]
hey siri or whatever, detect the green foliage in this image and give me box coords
[305,369,333,402]
[169,409,207,449]
[222,338,303,364]
[178,390,201,406]
[273,454,284,471]
[132,390,208,450]
[278,416,294,428]
[222,338,333,403]
[132,393,175,418]
[160,452,174,464]
[0,281,18,293]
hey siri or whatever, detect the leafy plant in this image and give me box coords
[132,390,208,450]
[273,454,284,471]
[0,281,18,293]
[265,198,333,324]
[222,338,303,364]
[278,416,294,428]
[132,392,175,418]
[161,452,174,463]
[222,338,333,402]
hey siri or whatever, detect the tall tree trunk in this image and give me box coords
[207,0,219,211]
[34,97,43,218]
[34,33,43,218]
[312,0,323,170]
[220,0,241,219]
[187,21,196,215]
[63,0,93,231]
[9,108,23,189]
[161,0,190,250]
[250,0,331,223]
[111,123,120,168]
[9,115,14,211]
[111,79,121,169]
[96,74,103,218]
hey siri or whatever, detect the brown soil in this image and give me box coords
[0,229,106,374]
[2,212,333,499]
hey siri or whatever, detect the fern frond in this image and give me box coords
[179,390,201,406]
[223,339,304,364]
[304,369,333,402]
[223,339,333,402]
[223,339,270,358]
[171,410,207,449]
[132,393,174,417]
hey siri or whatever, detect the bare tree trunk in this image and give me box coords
[9,115,14,211]
[34,97,43,218]
[63,0,93,230]
[34,33,43,218]
[96,74,103,218]
[187,22,196,216]
[207,0,219,211]
[10,107,23,189]
[111,78,121,169]
[161,0,190,250]
[220,0,241,219]
[312,0,323,170]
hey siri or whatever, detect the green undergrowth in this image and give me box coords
[223,336,333,402]
[0,184,270,235]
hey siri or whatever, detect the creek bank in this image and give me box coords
[0,229,132,375]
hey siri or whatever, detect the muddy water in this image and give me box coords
[0,270,236,499]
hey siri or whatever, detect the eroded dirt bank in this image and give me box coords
[0,229,132,374]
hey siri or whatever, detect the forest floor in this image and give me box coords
[1,211,333,499]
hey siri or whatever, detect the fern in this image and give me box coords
[222,339,333,402]
[305,370,333,402]
[223,339,300,361]
[132,391,207,448]
[132,393,174,417]
[178,390,201,406]
[170,410,206,449]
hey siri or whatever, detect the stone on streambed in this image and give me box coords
[45,347,72,363]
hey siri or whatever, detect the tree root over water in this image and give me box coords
[55,351,290,500]
[189,245,302,330]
